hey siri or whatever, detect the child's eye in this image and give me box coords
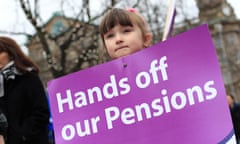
[123,28,133,33]
[124,29,131,32]
[104,33,114,39]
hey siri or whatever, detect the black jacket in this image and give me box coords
[0,108,7,138]
[230,103,240,141]
[0,72,50,144]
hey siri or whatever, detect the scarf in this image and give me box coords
[0,61,21,97]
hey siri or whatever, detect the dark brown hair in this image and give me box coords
[99,8,149,47]
[0,36,39,74]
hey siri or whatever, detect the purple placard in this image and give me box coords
[47,24,235,144]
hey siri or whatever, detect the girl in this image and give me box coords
[99,8,152,59]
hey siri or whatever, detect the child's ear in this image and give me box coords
[143,33,152,47]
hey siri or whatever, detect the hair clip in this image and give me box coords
[126,8,137,13]
[126,8,147,28]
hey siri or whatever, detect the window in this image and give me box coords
[50,20,66,37]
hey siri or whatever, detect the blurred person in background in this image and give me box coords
[227,93,240,144]
[0,36,50,144]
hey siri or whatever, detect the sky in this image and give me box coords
[225,0,240,17]
[0,0,239,54]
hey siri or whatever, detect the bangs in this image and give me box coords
[100,9,134,34]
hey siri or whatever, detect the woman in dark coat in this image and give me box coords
[0,36,50,144]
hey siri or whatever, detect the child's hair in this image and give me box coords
[99,8,150,47]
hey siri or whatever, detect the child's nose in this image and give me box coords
[115,33,123,44]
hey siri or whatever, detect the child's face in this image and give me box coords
[103,24,146,59]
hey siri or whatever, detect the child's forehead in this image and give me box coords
[110,23,133,29]
[106,22,139,32]
[99,8,145,35]
[104,17,134,30]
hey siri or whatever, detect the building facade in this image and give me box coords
[196,0,240,101]
[27,14,102,87]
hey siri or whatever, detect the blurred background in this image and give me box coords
[1,0,240,143]
[0,0,239,99]
[1,0,239,100]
